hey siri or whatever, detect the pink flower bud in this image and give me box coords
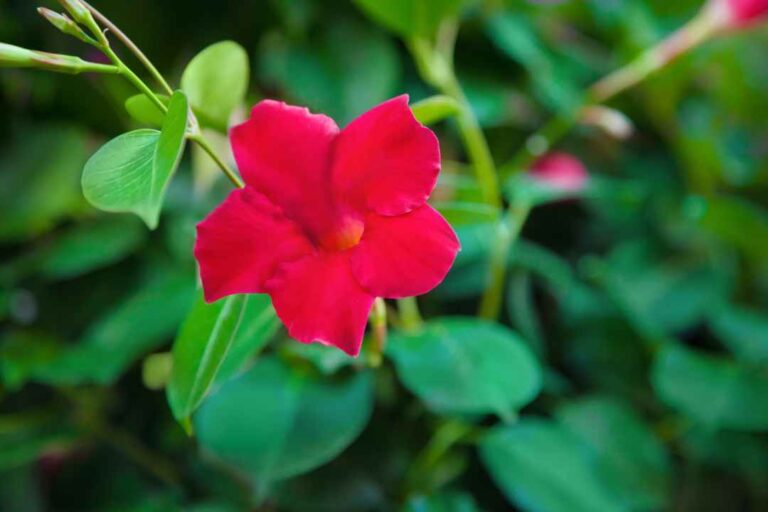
[529,152,589,193]
[713,0,768,28]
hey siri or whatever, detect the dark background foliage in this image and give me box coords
[2,0,768,511]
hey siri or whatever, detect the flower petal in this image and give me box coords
[266,252,375,356]
[195,188,314,302]
[350,205,460,299]
[332,95,440,217]
[230,100,341,241]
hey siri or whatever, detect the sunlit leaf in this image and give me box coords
[82,91,189,229]
[352,0,466,37]
[124,93,169,128]
[182,41,248,131]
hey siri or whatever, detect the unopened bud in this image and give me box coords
[580,106,634,140]
[38,8,96,44]
[0,42,116,74]
[56,0,107,45]
[706,0,768,30]
[529,152,589,194]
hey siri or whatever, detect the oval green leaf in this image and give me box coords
[167,293,248,426]
[82,91,189,229]
[124,93,169,127]
[181,41,248,131]
[195,356,374,485]
[652,344,768,431]
[387,317,542,420]
[556,396,672,511]
[480,419,625,512]
[352,0,466,37]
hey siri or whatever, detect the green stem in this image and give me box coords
[403,419,477,495]
[102,46,167,113]
[369,298,388,367]
[478,199,531,319]
[397,297,423,332]
[407,26,501,209]
[80,0,174,96]
[441,75,502,209]
[189,134,244,189]
[499,8,719,179]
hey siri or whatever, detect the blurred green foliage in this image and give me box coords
[2,0,768,511]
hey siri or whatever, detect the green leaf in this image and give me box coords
[82,91,189,229]
[124,93,169,128]
[710,305,768,364]
[37,216,145,279]
[403,492,480,512]
[167,293,247,424]
[652,344,768,431]
[556,396,672,511]
[21,269,195,386]
[411,95,461,125]
[0,124,88,242]
[688,195,768,261]
[181,41,249,131]
[215,294,281,383]
[479,419,625,512]
[387,318,542,420]
[352,0,466,37]
[260,22,399,124]
[195,356,374,485]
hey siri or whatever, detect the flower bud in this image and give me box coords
[56,0,107,45]
[708,0,768,29]
[37,8,96,44]
[529,152,589,193]
[0,43,115,74]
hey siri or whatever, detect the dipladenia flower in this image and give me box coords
[716,0,768,27]
[195,96,460,356]
[529,152,588,193]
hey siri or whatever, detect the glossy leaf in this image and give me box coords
[167,293,247,425]
[652,344,768,431]
[387,318,542,420]
[556,396,672,510]
[181,41,248,131]
[480,419,625,512]
[195,356,374,484]
[215,294,281,383]
[82,91,189,229]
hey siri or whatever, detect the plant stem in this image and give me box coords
[87,6,242,188]
[189,134,244,189]
[369,298,388,367]
[80,0,174,96]
[408,25,501,209]
[499,8,719,178]
[478,199,531,319]
[397,297,423,332]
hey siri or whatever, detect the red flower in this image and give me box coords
[529,152,588,193]
[713,0,768,27]
[194,96,460,356]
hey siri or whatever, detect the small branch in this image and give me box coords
[478,199,531,319]
[80,0,174,96]
[397,297,424,332]
[189,134,244,189]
